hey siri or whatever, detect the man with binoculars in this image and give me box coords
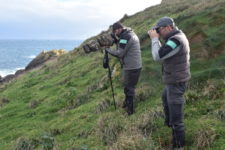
[148,17,191,149]
[106,22,142,115]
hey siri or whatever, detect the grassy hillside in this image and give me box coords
[0,0,225,149]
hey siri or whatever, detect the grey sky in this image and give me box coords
[0,0,161,40]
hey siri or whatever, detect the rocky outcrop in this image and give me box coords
[25,49,66,70]
[15,69,26,76]
[2,74,15,83]
[0,49,67,84]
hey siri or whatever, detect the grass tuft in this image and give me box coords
[194,127,217,149]
[96,113,125,145]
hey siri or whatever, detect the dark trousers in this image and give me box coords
[123,68,141,114]
[162,82,187,148]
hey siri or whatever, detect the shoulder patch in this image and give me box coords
[166,40,177,49]
[119,39,128,44]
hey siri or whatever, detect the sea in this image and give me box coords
[0,40,82,77]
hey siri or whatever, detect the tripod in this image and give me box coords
[103,49,116,110]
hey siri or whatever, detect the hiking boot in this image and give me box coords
[172,130,185,149]
[126,99,134,115]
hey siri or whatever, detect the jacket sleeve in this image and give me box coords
[106,34,132,58]
[151,37,162,61]
[151,37,181,61]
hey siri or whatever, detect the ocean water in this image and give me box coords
[0,40,82,77]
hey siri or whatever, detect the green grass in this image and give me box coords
[0,0,225,149]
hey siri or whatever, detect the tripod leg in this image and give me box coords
[107,60,116,110]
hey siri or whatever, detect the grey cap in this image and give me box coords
[153,17,175,29]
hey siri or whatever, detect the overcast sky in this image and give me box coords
[0,0,161,40]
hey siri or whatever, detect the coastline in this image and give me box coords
[0,39,82,77]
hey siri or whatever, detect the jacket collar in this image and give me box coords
[164,27,181,41]
[119,28,132,38]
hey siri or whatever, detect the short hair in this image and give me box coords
[112,22,124,32]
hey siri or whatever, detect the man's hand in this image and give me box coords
[148,29,159,39]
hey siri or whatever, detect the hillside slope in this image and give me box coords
[0,0,225,149]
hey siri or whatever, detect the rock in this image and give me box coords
[0,49,66,84]
[0,70,23,84]
[0,76,2,84]
[25,49,66,70]
[2,74,15,82]
[15,69,25,76]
